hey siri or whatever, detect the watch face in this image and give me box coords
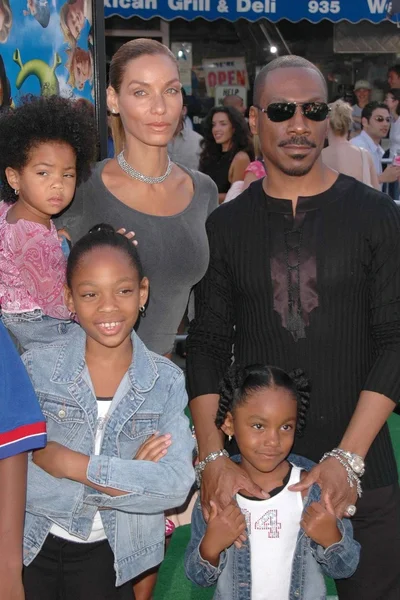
[351,456,365,473]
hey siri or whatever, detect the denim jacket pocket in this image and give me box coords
[38,393,86,425]
[120,414,160,441]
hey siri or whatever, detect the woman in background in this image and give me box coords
[322,99,379,189]
[199,106,253,203]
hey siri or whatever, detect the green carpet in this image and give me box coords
[154,415,400,599]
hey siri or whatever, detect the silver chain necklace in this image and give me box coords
[117,151,172,184]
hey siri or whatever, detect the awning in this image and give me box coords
[104,0,398,24]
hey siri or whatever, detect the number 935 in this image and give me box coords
[308,0,340,14]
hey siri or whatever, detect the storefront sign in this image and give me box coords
[104,0,395,24]
[202,57,248,97]
[215,85,247,107]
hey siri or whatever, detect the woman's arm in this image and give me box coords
[229,152,251,184]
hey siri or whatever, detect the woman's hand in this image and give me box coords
[201,456,268,519]
[32,442,80,479]
[117,228,138,246]
[289,457,357,518]
[134,433,171,462]
[301,497,342,548]
[0,573,25,600]
[199,501,246,566]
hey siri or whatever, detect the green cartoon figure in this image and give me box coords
[13,49,61,96]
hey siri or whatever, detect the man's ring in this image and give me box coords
[346,504,357,517]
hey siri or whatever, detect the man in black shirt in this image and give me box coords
[187,56,400,598]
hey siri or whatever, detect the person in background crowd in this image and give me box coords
[187,55,400,600]
[56,38,218,599]
[0,96,97,350]
[181,89,194,130]
[385,89,400,158]
[223,134,266,202]
[322,99,379,189]
[22,225,194,600]
[185,365,360,599]
[222,93,246,116]
[351,80,372,136]
[199,105,253,203]
[0,322,46,600]
[388,64,400,90]
[168,103,203,171]
[350,101,400,190]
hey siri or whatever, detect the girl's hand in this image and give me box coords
[57,228,71,241]
[117,228,138,246]
[134,433,171,462]
[199,501,246,566]
[33,441,79,479]
[301,497,342,549]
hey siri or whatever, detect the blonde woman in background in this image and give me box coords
[322,99,380,190]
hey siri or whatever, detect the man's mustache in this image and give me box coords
[278,137,317,148]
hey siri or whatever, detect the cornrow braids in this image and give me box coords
[215,363,311,438]
[288,368,311,436]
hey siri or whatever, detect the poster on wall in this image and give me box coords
[0,0,106,133]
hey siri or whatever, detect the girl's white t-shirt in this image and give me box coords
[50,398,112,543]
[236,464,303,600]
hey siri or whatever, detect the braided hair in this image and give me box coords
[215,364,310,437]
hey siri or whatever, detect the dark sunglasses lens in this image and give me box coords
[267,103,296,122]
[303,102,330,121]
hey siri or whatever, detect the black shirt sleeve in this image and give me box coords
[363,195,400,403]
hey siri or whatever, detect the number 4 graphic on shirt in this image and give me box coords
[241,508,282,538]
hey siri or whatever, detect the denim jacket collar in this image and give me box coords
[50,326,159,392]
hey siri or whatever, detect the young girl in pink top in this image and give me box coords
[0,95,97,349]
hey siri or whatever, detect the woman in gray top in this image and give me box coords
[59,39,218,358]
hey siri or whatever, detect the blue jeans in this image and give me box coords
[1,310,78,351]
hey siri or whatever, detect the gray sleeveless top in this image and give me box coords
[57,160,218,355]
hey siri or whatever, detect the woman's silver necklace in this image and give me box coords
[117,151,172,184]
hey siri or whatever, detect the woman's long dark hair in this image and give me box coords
[199,106,254,172]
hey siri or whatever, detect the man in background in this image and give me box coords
[350,101,400,189]
[388,65,400,90]
[222,93,246,116]
[351,80,372,135]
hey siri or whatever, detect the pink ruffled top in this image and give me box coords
[244,160,267,179]
[0,202,69,319]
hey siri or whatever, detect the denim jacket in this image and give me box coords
[22,327,195,586]
[185,454,360,600]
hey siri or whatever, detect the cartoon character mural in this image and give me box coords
[0,0,94,105]
[0,53,11,108]
[0,0,12,43]
[23,0,50,28]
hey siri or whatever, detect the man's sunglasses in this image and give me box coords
[255,102,330,123]
[372,115,391,123]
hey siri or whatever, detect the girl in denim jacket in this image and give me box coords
[22,225,195,600]
[185,365,360,599]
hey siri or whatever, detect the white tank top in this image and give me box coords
[236,464,303,600]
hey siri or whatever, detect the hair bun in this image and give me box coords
[88,223,116,235]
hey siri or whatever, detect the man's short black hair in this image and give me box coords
[388,64,400,78]
[361,101,389,122]
[253,55,328,105]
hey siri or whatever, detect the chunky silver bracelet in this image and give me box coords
[195,449,229,486]
[320,451,363,498]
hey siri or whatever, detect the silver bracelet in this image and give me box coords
[195,449,229,486]
[320,451,363,498]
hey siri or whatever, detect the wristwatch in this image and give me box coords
[195,449,229,486]
[337,449,365,477]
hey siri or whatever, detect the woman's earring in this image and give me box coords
[228,435,232,442]
[69,311,76,322]
[112,108,117,114]
[139,306,146,318]
[14,189,19,196]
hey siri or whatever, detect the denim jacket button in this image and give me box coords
[58,409,66,418]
